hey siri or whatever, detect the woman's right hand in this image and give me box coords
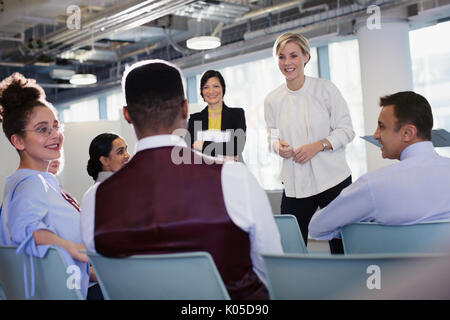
[67,243,89,263]
[33,229,89,263]
[277,140,294,159]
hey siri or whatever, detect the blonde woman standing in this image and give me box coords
[264,32,355,253]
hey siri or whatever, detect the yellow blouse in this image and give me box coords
[208,107,222,131]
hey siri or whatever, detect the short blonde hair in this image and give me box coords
[274,32,311,65]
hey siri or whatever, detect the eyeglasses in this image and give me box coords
[23,123,65,137]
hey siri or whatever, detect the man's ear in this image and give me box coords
[401,124,418,142]
[123,106,132,124]
[10,134,25,151]
[181,99,189,119]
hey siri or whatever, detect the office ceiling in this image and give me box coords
[0,0,449,103]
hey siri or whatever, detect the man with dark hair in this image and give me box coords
[309,91,450,240]
[80,60,283,300]
[380,91,433,141]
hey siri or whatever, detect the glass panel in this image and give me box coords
[329,39,368,180]
[63,98,99,122]
[106,91,126,120]
[410,21,450,158]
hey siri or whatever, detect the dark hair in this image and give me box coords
[87,133,119,181]
[123,60,185,132]
[0,72,51,144]
[200,70,226,99]
[379,91,433,141]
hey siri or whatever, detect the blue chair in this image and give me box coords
[341,220,450,254]
[262,252,450,299]
[87,251,230,300]
[274,214,308,254]
[0,245,84,300]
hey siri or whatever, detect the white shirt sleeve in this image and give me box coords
[325,81,355,151]
[264,95,279,154]
[80,182,100,253]
[308,176,376,240]
[221,161,283,287]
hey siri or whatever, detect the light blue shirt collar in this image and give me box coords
[8,169,59,191]
[400,141,435,161]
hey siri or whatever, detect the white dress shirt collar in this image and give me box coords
[135,134,188,154]
[96,171,114,183]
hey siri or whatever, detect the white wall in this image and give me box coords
[0,133,20,201]
[63,120,122,201]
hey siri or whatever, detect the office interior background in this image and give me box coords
[0,0,449,202]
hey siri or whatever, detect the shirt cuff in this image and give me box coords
[326,135,342,151]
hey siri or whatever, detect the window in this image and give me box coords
[63,98,99,122]
[410,21,450,157]
[106,91,126,120]
[329,39,367,180]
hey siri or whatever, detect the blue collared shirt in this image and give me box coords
[0,169,89,298]
[309,141,450,240]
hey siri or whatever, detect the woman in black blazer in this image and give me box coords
[187,70,246,162]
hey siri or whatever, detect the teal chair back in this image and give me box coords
[274,215,307,254]
[262,253,450,299]
[341,221,450,254]
[87,251,230,300]
[0,245,84,300]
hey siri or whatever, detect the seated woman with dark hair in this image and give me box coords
[80,133,130,252]
[187,70,246,162]
[86,133,130,183]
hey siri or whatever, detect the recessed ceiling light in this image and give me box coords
[69,74,97,85]
[186,36,221,50]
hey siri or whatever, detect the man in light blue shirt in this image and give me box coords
[309,91,450,240]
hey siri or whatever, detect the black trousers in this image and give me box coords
[281,176,352,254]
[87,283,104,300]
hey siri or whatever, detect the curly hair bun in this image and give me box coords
[0,73,46,123]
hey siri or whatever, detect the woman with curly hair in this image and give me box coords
[0,72,93,298]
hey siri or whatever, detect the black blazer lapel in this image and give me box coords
[200,106,209,131]
[221,104,232,131]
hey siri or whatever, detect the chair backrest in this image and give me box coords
[0,245,84,300]
[274,215,308,254]
[87,251,231,300]
[262,253,450,299]
[341,221,450,254]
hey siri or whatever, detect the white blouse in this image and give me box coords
[264,76,355,198]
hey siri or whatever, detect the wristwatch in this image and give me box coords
[320,139,329,151]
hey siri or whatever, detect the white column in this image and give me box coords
[356,17,414,172]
